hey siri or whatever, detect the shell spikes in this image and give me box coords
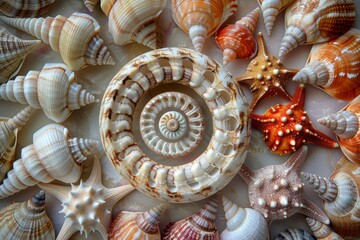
[0,63,99,123]
[0,12,115,70]
[84,0,100,12]
[306,218,344,240]
[301,173,338,202]
[0,123,98,199]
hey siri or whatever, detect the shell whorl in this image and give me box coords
[0,0,56,17]
[275,229,316,240]
[236,7,260,33]
[279,26,305,57]
[301,172,338,202]
[83,0,100,12]
[306,217,344,239]
[293,61,330,87]
[135,204,165,234]
[3,106,34,135]
[318,111,358,139]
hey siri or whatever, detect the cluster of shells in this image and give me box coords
[0,0,359,239]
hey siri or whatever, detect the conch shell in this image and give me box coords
[0,0,55,17]
[83,0,99,12]
[306,218,344,240]
[0,123,97,199]
[275,228,316,240]
[171,0,238,52]
[0,63,99,123]
[0,27,40,83]
[279,0,355,56]
[0,12,115,70]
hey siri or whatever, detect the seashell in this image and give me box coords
[100,0,166,49]
[163,197,220,240]
[0,0,55,17]
[84,0,99,12]
[0,123,98,199]
[0,27,41,83]
[0,63,99,123]
[0,106,34,183]
[0,190,55,239]
[279,0,355,57]
[215,7,260,65]
[302,156,360,239]
[0,12,115,70]
[220,196,269,240]
[293,28,360,100]
[318,95,360,164]
[306,218,344,240]
[171,0,238,52]
[108,204,165,240]
[257,0,296,35]
[99,47,250,203]
[275,228,316,240]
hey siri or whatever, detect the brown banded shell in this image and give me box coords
[0,0,55,17]
[306,218,344,240]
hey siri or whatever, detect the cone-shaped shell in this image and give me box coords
[306,218,344,240]
[0,191,55,239]
[0,63,99,123]
[279,0,355,56]
[275,229,316,240]
[171,0,238,52]
[84,0,99,12]
[0,12,115,70]
[0,0,55,17]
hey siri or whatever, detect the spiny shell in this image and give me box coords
[0,0,55,17]
[99,47,250,203]
[293,28,360,100]
[275,229,316,240]
[0,123,98,199]
[171,0,238,52]
[0,27,40,83]
[100,0,166,49]
[306,218,344,240]
[0,12,115,70]
[84,0,99,12]
[0,63,99,123]
[0,191,55,239]
[279,0,355,56]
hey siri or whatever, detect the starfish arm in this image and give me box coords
[304,126,339,149]
[86,155,103,186]
[283,146,308,173]
[56,218,79,240]
[235,75,254,86]
[38,183,70,203]
[250,113,273,131]
[297,198,330,225]
[238,164,255,184]
[290,83,306,109]
[103,184,135,209]
[256,32,267,56]
[274,86,292,101]
[249,92,265,111]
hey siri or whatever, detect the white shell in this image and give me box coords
[306,218,344,240]
[83,0,99,12]
[0,0,55,17]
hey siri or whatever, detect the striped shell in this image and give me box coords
[275,229,316,240]
[83,0,99,12]
[306,218,344,240]
[0,0,55,17]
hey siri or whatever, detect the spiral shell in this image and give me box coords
[99,47,250,203]
[0,0,55,17]
[0,12,115,70]
[275,229,316,240]
[171,0,238,52]
[0,123,97,199]
[0,191,55,239]
[306,218,344,240]
[100,0,166,49]
[279,0,355,56]
[84,0,99,12]
[0,63,99,123]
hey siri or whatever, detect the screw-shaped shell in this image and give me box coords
[0,0,55,17]
[275,229,316,240]
[306,218,344,240]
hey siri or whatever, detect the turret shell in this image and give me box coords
[306,217,344,240]
[0,0,55,17]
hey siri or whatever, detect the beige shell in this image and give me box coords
[99,47,250,203]
[0,0,55,17]
[84,0,99,12]
[306,218,344,240]
[171,0,238,52]
[279,0,355,56]
[0,191,55,239]
[0,63,99,123]
[100,0,166,49]
[0,123,97,199]
[0,12,115,70]
[0,27,41,83]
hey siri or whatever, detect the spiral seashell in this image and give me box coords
[215,7,260,65]
[293,28,360,100]
[0,27,40,83]
[0,0,55,17]
[0,106,34,183]
[0,63,99,123]
[220,196,269,240]
[171,0,238,52]
[0,123,98,199]
[99,47,250,203]
[163,197,219,240]
[100,0,166,49]
[0,190,55,239]
[306,218,344,240]
[0,12,115,70]
[275,228,316,240]
[279,0,355,57]
[83,0,99,12]
[318,95,360,164]
[108,204,165,240]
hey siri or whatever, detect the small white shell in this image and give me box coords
[0,0,55,17]
[83,0,99,12]
[306,218,344,240]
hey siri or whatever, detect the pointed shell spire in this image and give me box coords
[236,7,260,33]
[4,106,34,132]
[318,111,358,139]
[83,0,100,12]
[306,217,344,240]
[301,172,338,202]
[0,0,56,17]
[136,204,165,234]
[293,61,330,87]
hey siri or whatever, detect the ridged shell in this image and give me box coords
[0,12,115,70]
[0,0,55,17]
[84,0,99,12]
[306,218,344,240]
[275,229,316,240]
[100,0,166,49]
[0,63,99,123]
[0,123,97,199]
[0,191,55,239]
[171,0,238,52]
[279,0,355,56]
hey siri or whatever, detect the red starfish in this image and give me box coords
[251,84,339,155]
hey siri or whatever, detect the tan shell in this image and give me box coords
[0,0,55,17]
[306,218,344,240]
[83,0,99,12]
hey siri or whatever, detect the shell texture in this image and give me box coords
[0,123,97,199]
[171,0,238,52]
[0,12,115,70]
[0,191,55,239]
[293,28,360,100]
[275,228,316,240]
[84,0,99,12]
[0,27,40,83]
[100,0,166,49]
[306,217,344,240]
[0,0,55,17]
[99,47,250,203]
[0,63,99,123]
[279,0,355,56]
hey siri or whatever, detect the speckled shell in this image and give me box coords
[171,0,238,52]
[0,63,99,123]
[306,218,344,240]
[275,229,316,240]
[83,0,99,12]
[0,0,55,17]
[279,0,355,56]
[0,12,115,70]
[99,47,250,203]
